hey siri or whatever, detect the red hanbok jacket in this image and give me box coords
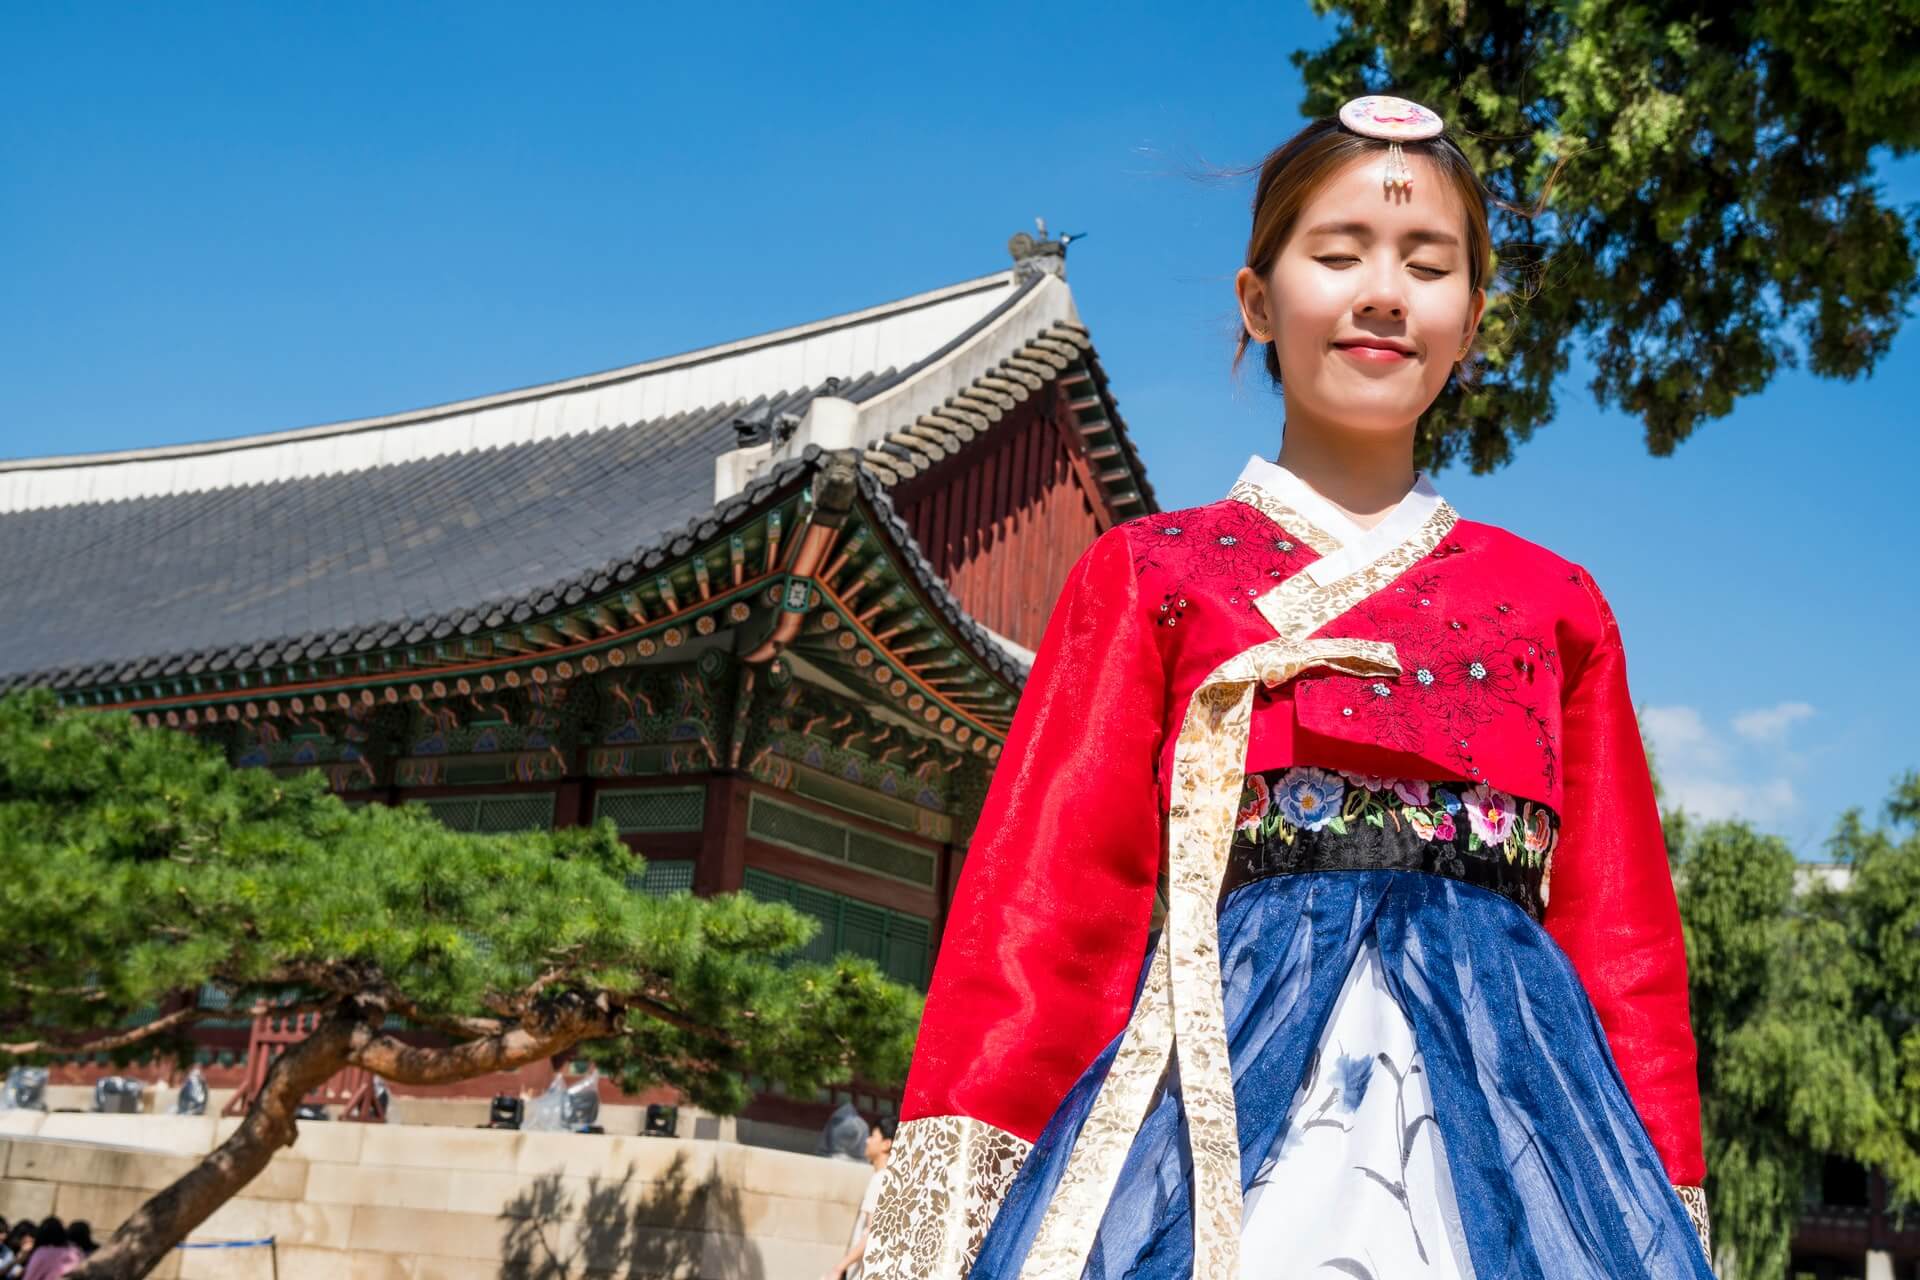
[866,459,1705,1279]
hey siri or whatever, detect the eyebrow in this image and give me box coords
[1303,220,1460,248]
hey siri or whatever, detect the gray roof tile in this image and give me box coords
[0,383,842,683]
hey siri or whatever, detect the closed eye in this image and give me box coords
[1314,255,1360,268]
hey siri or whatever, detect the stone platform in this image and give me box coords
[0,1111,872,1278]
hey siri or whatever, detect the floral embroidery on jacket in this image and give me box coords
[1227,768,1560,919]
[1333,582,1564,791]
[1235,769,1553,871]
[1127,503,1313,629]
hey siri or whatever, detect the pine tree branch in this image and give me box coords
[342,1002,616,1085]
[623,990,740,1046]
[1,1003,206,1057]
[361,984,505,1039]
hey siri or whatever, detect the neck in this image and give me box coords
[1275,414,1418,530]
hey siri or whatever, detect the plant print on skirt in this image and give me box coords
[1240,938,1473,1277]
[965,870,1713,1280]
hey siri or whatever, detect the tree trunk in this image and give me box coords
[70,1012,358,1280]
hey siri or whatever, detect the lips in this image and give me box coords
[1332,338,1416,362]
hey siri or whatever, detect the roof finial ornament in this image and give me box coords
[1009,216,1085,282]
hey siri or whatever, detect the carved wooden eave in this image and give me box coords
[21,451,1021,766]
[859,318,1150,523]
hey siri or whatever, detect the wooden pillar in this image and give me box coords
[552,778,589,830]
[929,842,956,963]
[695,773,752,895]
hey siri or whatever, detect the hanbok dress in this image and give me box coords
[864,458,1712,1280]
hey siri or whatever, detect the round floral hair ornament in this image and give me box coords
[1338,94,1445,194]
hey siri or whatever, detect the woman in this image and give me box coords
[20,1219,81,1280]
[864,97,1710,1280]
[0,1222,34,1280]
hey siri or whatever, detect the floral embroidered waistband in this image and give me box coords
[1225,768,1559,921]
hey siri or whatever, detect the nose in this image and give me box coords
[1354,260,1407,322]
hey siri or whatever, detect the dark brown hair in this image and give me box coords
[1234,118,1497,386]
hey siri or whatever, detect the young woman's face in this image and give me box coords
[1237,152,1485,437]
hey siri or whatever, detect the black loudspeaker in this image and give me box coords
[489,1095,525,1129]
[643,1103,678,1137]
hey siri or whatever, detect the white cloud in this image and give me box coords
[1640,705,1726,770]
[1732,701,1815,745]
[1659,775,1799,824]
[1640,701,1815,825]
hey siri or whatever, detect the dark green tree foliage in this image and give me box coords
[1833,776,1920,1164]
[1295,0,1919,471]
[0,692,918,1277]
[1673,774,1920,1279]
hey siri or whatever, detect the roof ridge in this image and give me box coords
[3,269,1016,474]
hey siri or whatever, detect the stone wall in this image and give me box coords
[0,1112,872,1279]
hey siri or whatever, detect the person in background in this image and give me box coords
[1,1221,35,1279]
[20,1219,81,1280]
[824,1115,896,1280]
[60,1226,94,1257]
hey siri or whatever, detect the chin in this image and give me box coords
[1300,395,1427,435]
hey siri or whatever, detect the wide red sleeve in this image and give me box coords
[1544,572,1705,1186]
[900,525,1166,1143]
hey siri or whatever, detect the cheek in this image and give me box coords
[1270,265,1349,347]
[1420,289,1474,344]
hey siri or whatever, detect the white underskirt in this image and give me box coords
[1239,939,1477,1279]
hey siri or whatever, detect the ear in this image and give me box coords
[1462,286,1487,354]
[1235,266,1273,343]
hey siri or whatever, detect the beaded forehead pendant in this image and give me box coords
[1338,95,1445,195]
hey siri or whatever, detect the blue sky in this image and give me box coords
[3,3,1914,854]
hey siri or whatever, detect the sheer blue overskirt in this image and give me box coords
[967,870,1712,1280]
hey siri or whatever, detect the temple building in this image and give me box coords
[0,234,1155,1143]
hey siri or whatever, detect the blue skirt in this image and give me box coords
[968,870,1713,1279]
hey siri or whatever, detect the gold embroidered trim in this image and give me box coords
[1675,1183,1711,1261]
[1020,931,1175,1277]
[865,1115,1033,1280]
[1018,501,1458,1280]
[1254,501,1458,641]
[1227,479,1342,556]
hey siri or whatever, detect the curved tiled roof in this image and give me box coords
[0,384,858,688]
[1,261,1148,697]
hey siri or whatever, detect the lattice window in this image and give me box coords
[748,795,845,860]
[839,900,888,965]
[740,869,933,988]
[595,786,706,833]
[475,794,556,833]
[420,793,555,834]
[626,860,697,897]
[747,795,936,888]
[846,830,936,888]
[420,797,480,831]
[882,915,931,989]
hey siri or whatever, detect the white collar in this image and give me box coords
[1234,454,1446,586]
